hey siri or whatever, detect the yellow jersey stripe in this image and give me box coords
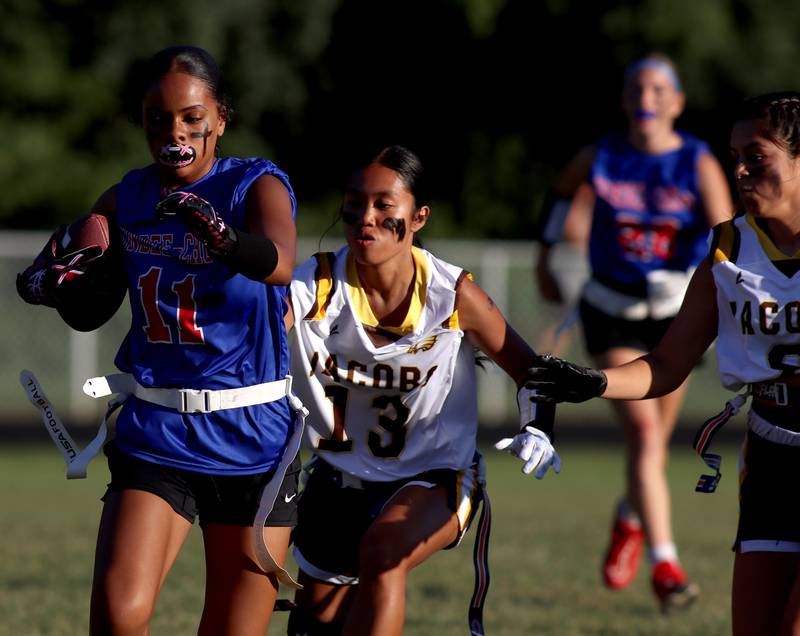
[713,221,735,264]
[747,215,800,260]
[304,252,336,321]
[456,468,473,532]
[345,246,429,336]
[443,271,473,330]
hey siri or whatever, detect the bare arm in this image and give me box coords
[562,182,595,251]
[91,185,118,218]
[457,277,538,385]
[536,146,596,301]
[602,259,718,399]
[696,152,733,227]
[460,276,562,476]
[245,174,297,285]
[284,293,294,331]
[554,145,597,198]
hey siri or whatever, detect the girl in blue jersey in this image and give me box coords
[527,91,800,636]
[17,46,300,635]
[535,53,732,611]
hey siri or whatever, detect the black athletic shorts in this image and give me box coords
[102,440,300,527]
[292,456,482,584]
[579,298,674,355]
[735,429,800,552]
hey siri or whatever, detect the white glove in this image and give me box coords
[494,426,561,479]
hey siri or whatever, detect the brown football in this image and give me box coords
[61,213,112,254]
[55,213,127,331]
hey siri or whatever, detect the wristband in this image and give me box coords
[517,385,555,441]
[220,228,279,281]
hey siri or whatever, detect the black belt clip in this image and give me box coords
[754,381,788,407]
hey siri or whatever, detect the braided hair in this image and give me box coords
[735,92,800,158]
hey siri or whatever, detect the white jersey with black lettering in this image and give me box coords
[289,246,478,481]
[712,215,800,390]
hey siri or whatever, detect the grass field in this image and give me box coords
[0,441,742,636]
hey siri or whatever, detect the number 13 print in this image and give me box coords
[318,384,410,458]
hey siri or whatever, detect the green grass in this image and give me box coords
[0,442,740,635]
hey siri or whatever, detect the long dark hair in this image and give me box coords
[371,145,429,209]
[320,145,430,250]
[734,91,800,159]
[127,45,234,125]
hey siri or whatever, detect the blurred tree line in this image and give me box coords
[2,0,800,238]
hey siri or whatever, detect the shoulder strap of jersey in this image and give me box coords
[303,252,337,321]
[709,219,741,266]
[441,270,473,330]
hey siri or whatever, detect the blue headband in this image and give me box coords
[624,59,682,91]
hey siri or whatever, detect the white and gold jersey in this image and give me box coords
[289,246,478,481]
[712,215,800,391]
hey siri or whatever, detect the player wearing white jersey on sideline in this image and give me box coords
[284,146,559,636]
[524,92,800,636]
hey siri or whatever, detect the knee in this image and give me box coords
[627,421,668,454]
[287,606,343,636]
[91,579,155,635]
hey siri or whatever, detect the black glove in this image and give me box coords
[156,191,238,257]
[523,354,608,403]
[16,227,104,307]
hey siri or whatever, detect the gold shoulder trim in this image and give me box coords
[304,252,336,321]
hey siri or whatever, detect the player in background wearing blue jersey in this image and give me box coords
[535,53,732,610]
[17,46,300,635]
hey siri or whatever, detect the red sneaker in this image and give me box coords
[651,560,699,613]
[602,519,645,589]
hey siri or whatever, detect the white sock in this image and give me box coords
[649,543,678,565]
[616,499,642,527]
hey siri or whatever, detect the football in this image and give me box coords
[55,213,127,331]
[61,212,112,256]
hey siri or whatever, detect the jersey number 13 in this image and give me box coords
[319,385,410,458]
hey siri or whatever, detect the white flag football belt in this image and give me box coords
[19,369,308,589]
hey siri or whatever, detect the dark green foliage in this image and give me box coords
[3,0,800,236]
